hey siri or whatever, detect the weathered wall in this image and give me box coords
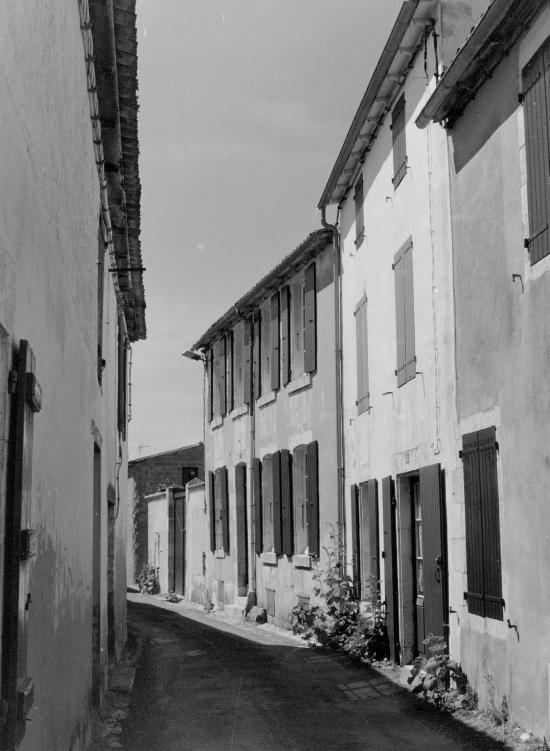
[185,481,211,605]
[146,491,169,594]
[0,2,129,748]
[448,8,550,735]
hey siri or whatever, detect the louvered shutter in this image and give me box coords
[462,427,503,620]
[207,348,214,422]
[253,457,263,554]
[253,313,261,400]
[306,441,319,556]
[235,463,248,591]
[262,454,273,551]
[304,263,317,373]
[270,292,280,391]
[350,485,360,597]
[233,324,243,407]
[243,319,251,405]
[117,323,127,437]
[354,175,364,246]
[359,480,379,598]
[280,286,291,386]
[419,464,446,641]
[382,476,399,662]
[355,296,369,414]
[218,338,227,416]
[292,445,308,554]
[403,242,416,383]
[209,471,216,551]
[226,331,234,413]
[394,248,406,387]
[220,466,229,553]
[272,451,282,555]
[280,450,293,555]
[522,42,550,264]
[392,95,407,187]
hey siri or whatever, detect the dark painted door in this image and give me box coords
[173,489,185,595]
[382,476,399,663]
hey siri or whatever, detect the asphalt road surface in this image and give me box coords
[117,598,506,751]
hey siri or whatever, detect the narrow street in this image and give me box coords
[115,597,507,751]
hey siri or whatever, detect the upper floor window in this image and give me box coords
[522,39,550,264]
[354,174,365,247]
[393,237,415,387]
[208,467,229,553]
[391,95,407,188]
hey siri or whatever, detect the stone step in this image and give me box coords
[223,597,248,620]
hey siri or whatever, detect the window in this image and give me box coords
[358,479,379,599]
[270,291,280,391]
[522,39,550,264]
[280,286,291,386]
[252,312,261,400]
[261,454,274,552]
[355,295,369,414]
[303,263,317,373]
[225,331,234,413]
[261,302,271,392]
[392,94,407,188]
[461,427,503,620]
[208,336,227,420]
[117,319,128,438]
[209,467,229,553]
[354,174,364,247]
[292,441,319,556]
[253,457,262,554]
[393,237,415,387]
[293,446,308,554]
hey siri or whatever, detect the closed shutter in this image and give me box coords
[209,471,216,552]
[292,445,308,554]
[354,174,364,246]
[233,324,243,407]
[462,427,503,620]
[253,313,261,400]
[272,451,282,555]
[207,348,214,422]
[235,463,248,591]
[117,323,127,438]
[394,238,415,387]
[220,466,229,553]
[304,263,317,373]
[419,464,447,641]
[212,340,220,416]
[355,296,369,414]
[253,457,262,554]
[280,286,291,386]
[262,454,273,551]
[306,441,319,556]
[226,331,234,413]
[522,42,550,264]
[392,94,407,187]
[382,476,399,662]
[359,480,379,598]
[280,450,293,555]
[218,338,227,417]
[270,292,280,391]
[350,485,360,597]
[243,319,252,405]
[214,468,223,550]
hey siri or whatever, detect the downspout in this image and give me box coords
[321,206,346,571]
[248,321,257,605]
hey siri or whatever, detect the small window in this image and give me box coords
[394,238,415,387]
[391,95,407,188]
[354,174,364,247]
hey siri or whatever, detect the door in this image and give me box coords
[235,463,248,596]
[173,489,185,595]
[382,476,399,663]
[418,463,447,648]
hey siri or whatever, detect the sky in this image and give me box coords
[129,0,404,460]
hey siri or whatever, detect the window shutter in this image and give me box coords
[235,463,248,591]
[419,463,446,640]
[462,427,503,620]
[207,348,214,421]
[522,42,550,264]
[306,441,319,556]
[350,484,360,597]
[243,319,252,405]
[220,466,229,553]
[304,263,317,373]
[355,296,369,414]
[117,323,127,438]
[253,457,262,555]
[354,174,364,246]
[394,248,405,386]
[382,475,399,662]
[280,450,293,556]
[270,292,280,391]
[226,331,234,413]
[253,313,261,400]
[214,468,223,550]
[272,451,282,555]
[292,445,308,554]
[218,338,227,417]
[359,480,379,598]
[262,454,273,551]
[392,95,407,187]
[403,242,416,383]
[280,286,291,386]
[209,471,216,552]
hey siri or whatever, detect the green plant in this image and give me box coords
[408,634,470,709]
[485,673,509,726]
[136,565,159,594]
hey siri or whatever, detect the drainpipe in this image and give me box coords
[321,206,346,571]
[248,320,257,605]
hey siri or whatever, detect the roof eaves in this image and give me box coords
[192,228,332,351]
[416,0,546,128]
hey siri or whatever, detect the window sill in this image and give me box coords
[293,554,312,569]
[257,390,276,409]
[262,552,278,566]
[230,404,249,421]
[215,549,226,559]
[287,373,312,395]
[210,415,223,430]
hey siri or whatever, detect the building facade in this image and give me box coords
[190,230,340,626]
[417,0,550,736]
[0,1,145,749]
